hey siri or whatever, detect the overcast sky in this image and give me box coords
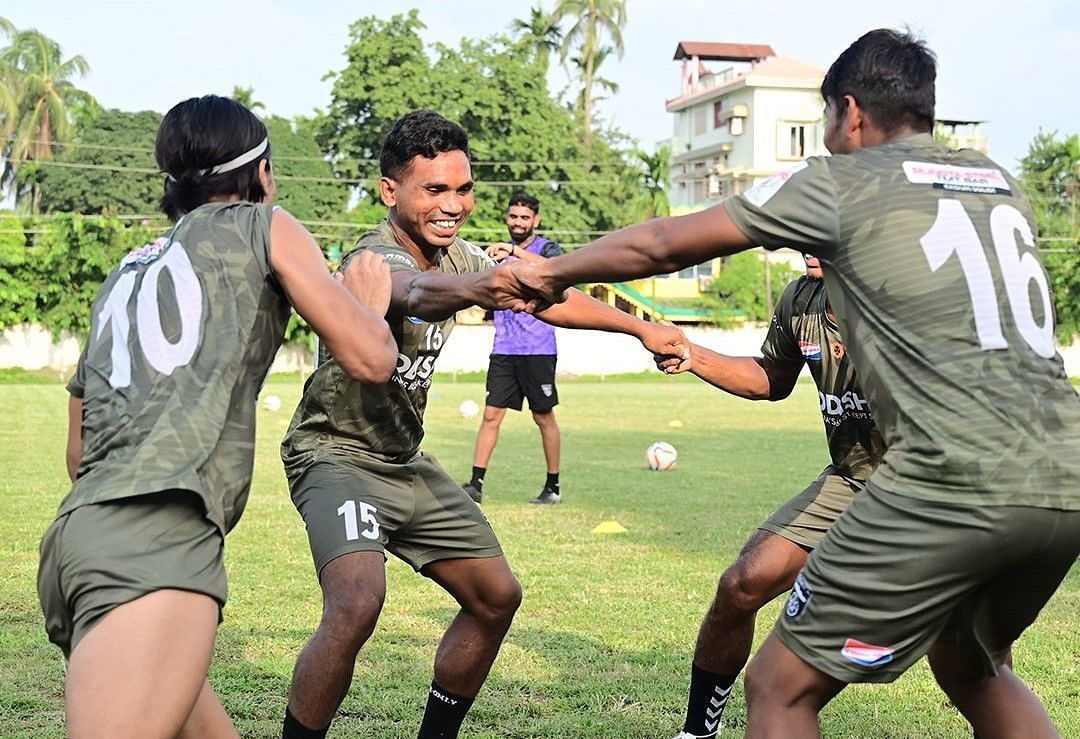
[6,0,1077,173]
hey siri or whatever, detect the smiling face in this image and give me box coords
[506,204,540,244]
[380,149,474,256]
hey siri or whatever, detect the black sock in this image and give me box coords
[545,472,559,492]
[682,662,737,737]
[470,466,486,491]
[417,682,474,739]
[282,707,329,739]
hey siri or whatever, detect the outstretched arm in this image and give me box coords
[389,261,529,323]
[535,290,690,367]
[658,343,802,401]
[516,205,755,307]
[270,210,397,383]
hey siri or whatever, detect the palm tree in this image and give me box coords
[0,19,19,148]
[634,145,670,219]
[1,25,94,212]
[511,6,562,72]
[550,0,627,140]
[231,85,266,113]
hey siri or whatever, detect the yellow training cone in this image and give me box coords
[592,520,627,535]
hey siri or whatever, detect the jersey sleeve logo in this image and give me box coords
[902,161,1011,195]
[742,161,809,207]
[830,340,845,360]
[119,237,169,269]
[799,340,822,360]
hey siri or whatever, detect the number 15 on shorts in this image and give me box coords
[337,500,381,541]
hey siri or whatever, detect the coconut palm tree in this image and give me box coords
[1,24,95,212]
[550,0,626,140]
[634,145,671,219]
[511,6,562,72]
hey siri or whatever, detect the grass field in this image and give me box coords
[1,373,1077,738]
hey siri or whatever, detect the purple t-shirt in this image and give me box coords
[491,236,564,355]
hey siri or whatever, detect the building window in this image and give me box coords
[713,101,723,129]
[694,107,708,136]
[777,122,816,160]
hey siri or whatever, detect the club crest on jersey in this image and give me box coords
[799,341,822,360]
[841,639,895,668]
[119,237,170,268]
[784,573,812,621]
[831,341,844,360]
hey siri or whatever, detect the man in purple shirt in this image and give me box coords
[463,193,565,505]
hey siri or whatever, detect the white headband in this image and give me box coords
[166,137,269,181]
[199,137,269,176]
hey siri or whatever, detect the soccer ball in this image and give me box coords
[262,394,282,413]
[458,399,480,420]
[646,441,678,471]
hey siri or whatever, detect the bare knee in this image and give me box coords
[319,588,384,649]
[712,561,773,617]
[470,575,522,629]
[928,641,998,699]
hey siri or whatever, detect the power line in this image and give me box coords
[0,156,627,187]
[3,136,629,168]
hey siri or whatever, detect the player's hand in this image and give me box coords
[486,243,514,261]
[510,260,568,312]
[643,320,691,373]
[338,250,392,317]
[470,262,539,312]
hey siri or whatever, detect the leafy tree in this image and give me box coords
[550,0,627,139]
[319,12,641,244]
[264,114,348,221]
[1020,131,1080,341]
[318,11,430,187]
[0,23,96,212]
[710,251,796,323]
[33,108,162,215]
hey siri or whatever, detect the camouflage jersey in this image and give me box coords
[281,220,495,477]
[761,276,884,480]
[725,133,1080,510]
[62,201,291,534]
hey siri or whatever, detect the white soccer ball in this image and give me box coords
[646,441,678,471]
[458,399,480,420]
[262,394,282,413]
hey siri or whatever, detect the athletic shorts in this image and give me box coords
[290,452,504,577]
[37,490,226,658]
[778,482,1080,683]
[485,354,558,412]
[759,466,864,550]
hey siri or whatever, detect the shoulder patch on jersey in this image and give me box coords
[742,161,809,207]
[465,240,497,268]
[119,237,170,268]
[799,340,822,360]
[901,161,1011,195]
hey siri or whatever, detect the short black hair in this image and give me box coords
[507,192,540,214]
[379,110,471,180]
[821,28,936,134]
[155,95,271,221]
